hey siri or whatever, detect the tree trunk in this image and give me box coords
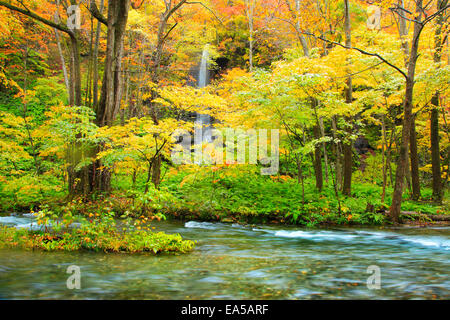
[319,117,329,182]
[53,29,70,101]
[93,0,104,109]
[69,33,82,106]
[398,0,420,201]
[144,162,153,194]
[430,104,442,203]
[284,0,310,57]
[390,80,415,221]
[245,0,255,71]
[430,0,447,203]
[87,0,131,194]
[152,155,162,188]
[381,114,387,203]
[397,0,409,61]
[97,0,131,127]
[331,116,343,188]
[342,0,353,196]
[389,0,423,222]
[342,141,352,196]
[66,31,95,196]
[313,124,323,192]
[410,113,421,200]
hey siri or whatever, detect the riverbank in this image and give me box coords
[1,195,448,230]
[1,167,448,229]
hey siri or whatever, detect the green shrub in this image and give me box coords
[0,208,195,254]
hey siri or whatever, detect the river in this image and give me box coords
[0,215,449,299]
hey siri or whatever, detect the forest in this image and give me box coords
[0,0,448,251]
[0,0,449,301]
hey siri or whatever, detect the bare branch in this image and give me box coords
[301,31,408,79]
[0,0,72,34]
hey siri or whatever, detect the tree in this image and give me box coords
[342,0,353,196]
[0,0,82,106]
[244,0,256,71]
[390,0,431,221]
[295,0,449,222]
[430,0,448,203]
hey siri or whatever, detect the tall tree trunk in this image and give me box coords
[397,0,409,61]
[381,114,388,203]
[319,117,329,182]
[245,0,256,71]
[93,0,104,109]
[430,0,447,203]
[313,124,323,192]
[342,0,353,196]
[284,0,310,57]
[431,104,442,202]
[53,3,70,100]
[85,14,94,107]
[68,33,82,106]
[396,0,421,201]
[331,116,343,188]
[389,0,423,222]
[387,130,395,187]
[295,0,309,57]
[97,0,131,127]
[67,30,101,196]
[152,155,162,188]
[53,29,70,101]
[410,113,421,200]
[89,0,131,194]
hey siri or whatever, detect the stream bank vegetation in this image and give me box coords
[0,207,195,253]
[0,0,449,252]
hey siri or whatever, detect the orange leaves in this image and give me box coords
[179,175,192,188]
[270,175,291,183]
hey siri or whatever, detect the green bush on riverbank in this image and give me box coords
[0,209,195,254]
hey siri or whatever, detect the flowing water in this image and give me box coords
[0,215,449,300]
[195,45,213,145]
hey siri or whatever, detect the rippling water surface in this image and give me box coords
[0,215,449,299]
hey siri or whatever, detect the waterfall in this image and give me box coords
[198,45,210,88]
[196,45,212,144]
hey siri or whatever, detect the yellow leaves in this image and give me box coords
[39,146,62,158]
[0,70,21,93]
[0,140,32,161]
[222,68,250,83]
[179,175,192,189]
[155,85,228,118]
[127,9,148,30]
[420,164,432,174]
[0,111,26,128]
[96,116,192,171]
